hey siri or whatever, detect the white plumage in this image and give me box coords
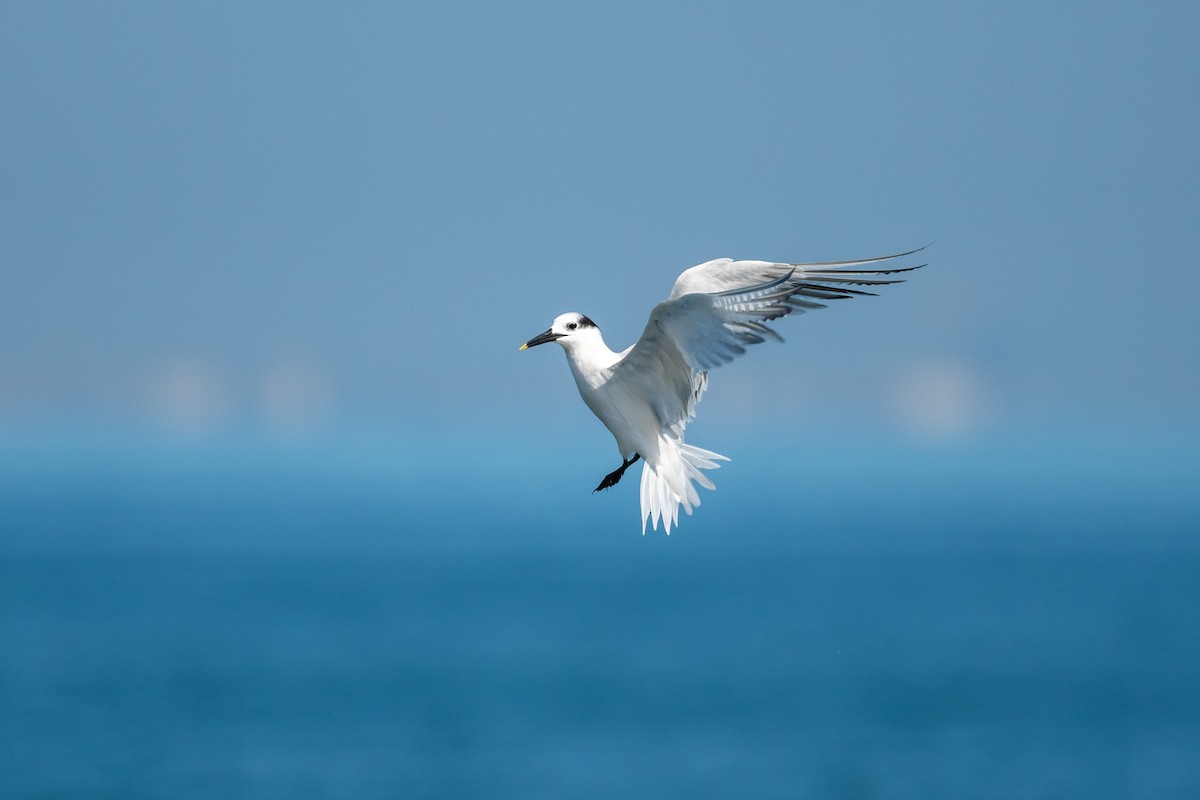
[520,249,924,533]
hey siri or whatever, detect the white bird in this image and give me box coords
[520,248,925,534]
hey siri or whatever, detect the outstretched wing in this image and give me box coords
[612,248,925,434]
[669,246,926,305]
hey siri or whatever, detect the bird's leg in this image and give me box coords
[593,454,641,493]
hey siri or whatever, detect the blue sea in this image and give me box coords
[2,432,1198,798]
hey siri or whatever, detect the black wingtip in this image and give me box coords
[799,244,930,269]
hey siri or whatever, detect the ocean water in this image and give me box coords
[3,551,1199,799]
[2,434,1198,798]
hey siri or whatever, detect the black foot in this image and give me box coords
[593,454,641,493]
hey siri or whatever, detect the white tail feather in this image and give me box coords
[639,439,729,534]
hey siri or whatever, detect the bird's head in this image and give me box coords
[519,312,600,351]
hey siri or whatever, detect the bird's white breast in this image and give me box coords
[564,344,660,461]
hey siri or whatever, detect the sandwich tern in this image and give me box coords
[521,248,925,533]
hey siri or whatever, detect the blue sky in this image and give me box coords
[2,2,1198,448]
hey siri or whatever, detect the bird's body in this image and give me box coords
[521,249,924,533]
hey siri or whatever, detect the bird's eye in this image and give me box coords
[567,322,577,330]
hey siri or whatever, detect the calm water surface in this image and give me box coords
[3,549,1198,799]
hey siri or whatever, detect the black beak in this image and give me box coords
[520,329,565,350]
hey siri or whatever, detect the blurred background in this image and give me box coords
[2,2,1198,797]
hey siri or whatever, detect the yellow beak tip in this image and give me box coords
[518,343,528,350]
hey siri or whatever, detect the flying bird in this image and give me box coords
[520,248,925,533]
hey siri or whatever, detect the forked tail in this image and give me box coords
[639,439,729,534]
